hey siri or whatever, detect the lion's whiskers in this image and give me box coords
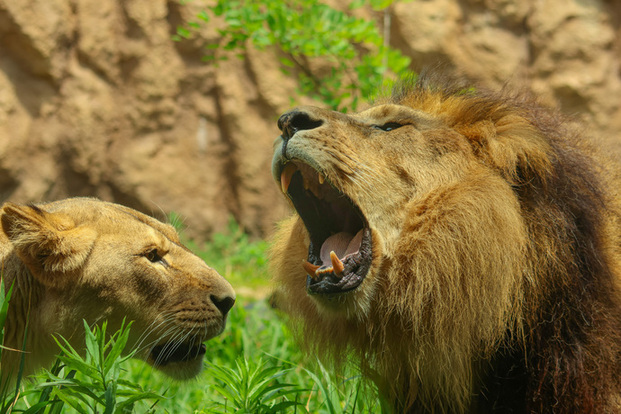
[133,311,210,368]
[134,313,178,355]
[134,312,175,346]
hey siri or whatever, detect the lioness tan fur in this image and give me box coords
[0,198,235,386]
[269,73,621,413]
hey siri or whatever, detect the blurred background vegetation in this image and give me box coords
[174,0,411,112]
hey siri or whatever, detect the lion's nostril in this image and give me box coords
[278,110,323,141]
[211,295,235,317]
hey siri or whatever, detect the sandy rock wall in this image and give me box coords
[0,0,619,240]
[392,0,621,145]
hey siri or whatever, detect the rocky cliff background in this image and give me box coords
[0,0,619,240]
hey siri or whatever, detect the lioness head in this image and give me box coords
[269,75,621,412]
[0,198,235,383]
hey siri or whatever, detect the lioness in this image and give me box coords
[270,73,621,413]
[0,198,235,385]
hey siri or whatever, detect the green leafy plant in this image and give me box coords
[33,320,162,414]
[175,0,411,112]
[208,357,304,413]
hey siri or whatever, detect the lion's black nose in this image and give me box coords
[211,295,235,317]
[277,110,323,142]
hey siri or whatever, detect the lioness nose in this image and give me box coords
[211,294,235,317]
[278,109,323,141]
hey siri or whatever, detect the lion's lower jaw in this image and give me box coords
[146,355,205,380]
[310,238,384,320]
[311,278,377,320]
[142,344,206,381]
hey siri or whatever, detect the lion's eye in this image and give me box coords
[144,249,163,263]
[373,122,404,132]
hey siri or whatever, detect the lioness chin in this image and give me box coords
[269,73,621,413]
[0,197,235,386]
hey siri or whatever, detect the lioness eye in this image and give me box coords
[374,122,404,132]
[144,249,162,263]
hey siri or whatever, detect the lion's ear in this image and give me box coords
[1,202,96,286]
[459,119,551,185]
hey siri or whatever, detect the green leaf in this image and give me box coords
[52,354,99,381]
[103,381,117,414]
[268,400,304,412]
[104,320,133,377]
[197,10,210,22]
[349,0,367,10]
[21,400,55,414]
[83,320,101,367]
[176,27,192,39]
[51,389,91,414]
[225,18,242,27]
[303,361,343,414]
[0,281,14,331]
[278,57,294,68]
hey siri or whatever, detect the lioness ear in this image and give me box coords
[1,202,97,287]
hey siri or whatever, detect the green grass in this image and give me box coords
[1,220,385,413]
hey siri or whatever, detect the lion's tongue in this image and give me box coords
[320,230,363,266]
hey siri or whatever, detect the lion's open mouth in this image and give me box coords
[279,161,372,295]
[149,342,206,366]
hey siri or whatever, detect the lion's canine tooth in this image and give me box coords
[330,251,344,276]
[318,173,325,185]
[302,260,320,278]
[280,163,297,194]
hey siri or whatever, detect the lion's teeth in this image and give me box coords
[318,173,325,185]
[302,260,320,278]
[280,163,297,194]
[330,251,344,276]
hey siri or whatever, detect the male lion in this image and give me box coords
[269,73,621,413]
[0,198,235,386]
